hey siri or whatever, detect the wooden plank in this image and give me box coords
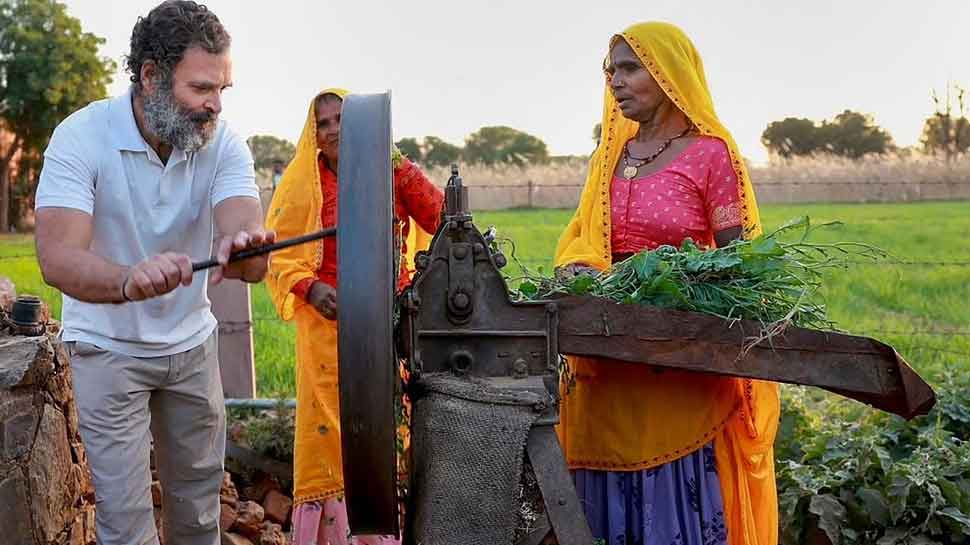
[209,279,256,399]
[554,296,935,419]
[526,426,593,545]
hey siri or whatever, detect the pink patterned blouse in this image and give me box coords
[610,136,743,254]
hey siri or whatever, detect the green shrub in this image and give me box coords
[777,371,970,544]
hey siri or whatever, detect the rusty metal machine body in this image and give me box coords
[332,92,936,544]
[400,168,589,544]
[402,170,558,383]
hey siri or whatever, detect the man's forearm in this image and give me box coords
[214,196,264,237]
[38,244,128,304]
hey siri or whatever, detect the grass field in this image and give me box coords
[3,200,969,397]
[0,234,60,308]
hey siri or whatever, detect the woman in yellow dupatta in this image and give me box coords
[265,89,442,545]
[555,22,780,545]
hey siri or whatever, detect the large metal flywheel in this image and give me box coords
[336,91,399,535]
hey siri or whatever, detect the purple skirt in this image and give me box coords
[572,442,728,545]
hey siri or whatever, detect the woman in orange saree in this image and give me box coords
[554,22,780,545]
[265,89,442,545]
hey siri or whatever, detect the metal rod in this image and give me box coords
[192,227,336,272]
[225,398,296,409]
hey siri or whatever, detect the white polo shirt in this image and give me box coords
[35,88,260,357]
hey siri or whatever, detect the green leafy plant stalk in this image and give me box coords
[512,216,887,338]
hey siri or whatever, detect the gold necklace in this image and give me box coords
[621,126,692,180]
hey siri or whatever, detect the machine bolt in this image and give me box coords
[473,243,485,255]
[493,252,507,269]
[512,358,529,378]
[453,292,470,310]
[453,245,468,260]
[449,350,474,374]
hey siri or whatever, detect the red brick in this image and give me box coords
[258,521,286,545]
[154,506,165,545]
[261,489,292,525]
[231,500,264,540]
[220,471,239,508]
[241,472,279,503]
[221,532,254,545]
[151,480,162,506]
[219,503,238,531]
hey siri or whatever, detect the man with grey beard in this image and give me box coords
[33,2,272,544]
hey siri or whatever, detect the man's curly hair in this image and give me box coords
[126,1,231,92]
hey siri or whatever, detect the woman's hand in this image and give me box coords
[308,281,337,320]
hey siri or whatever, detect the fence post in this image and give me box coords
[209,279,256,398]
[527,179,534,208]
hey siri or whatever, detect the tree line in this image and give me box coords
[248,126,550,173]
[761,84,969,160]
[0,0,114,232]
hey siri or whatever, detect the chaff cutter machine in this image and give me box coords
[327,92,935,545]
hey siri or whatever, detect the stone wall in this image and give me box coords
[0,330,95,545]
[0,278,291,545]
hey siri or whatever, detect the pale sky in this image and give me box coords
[64,0,970,164]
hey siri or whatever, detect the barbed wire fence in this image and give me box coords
[255,178,970,210]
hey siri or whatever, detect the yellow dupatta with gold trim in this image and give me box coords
[554,23,778,545]
[264,88,430,504]
[265,88,347,321]
[265,88,429,320]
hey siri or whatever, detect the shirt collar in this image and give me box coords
[109,87,148,152]
[109,87,188,164]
